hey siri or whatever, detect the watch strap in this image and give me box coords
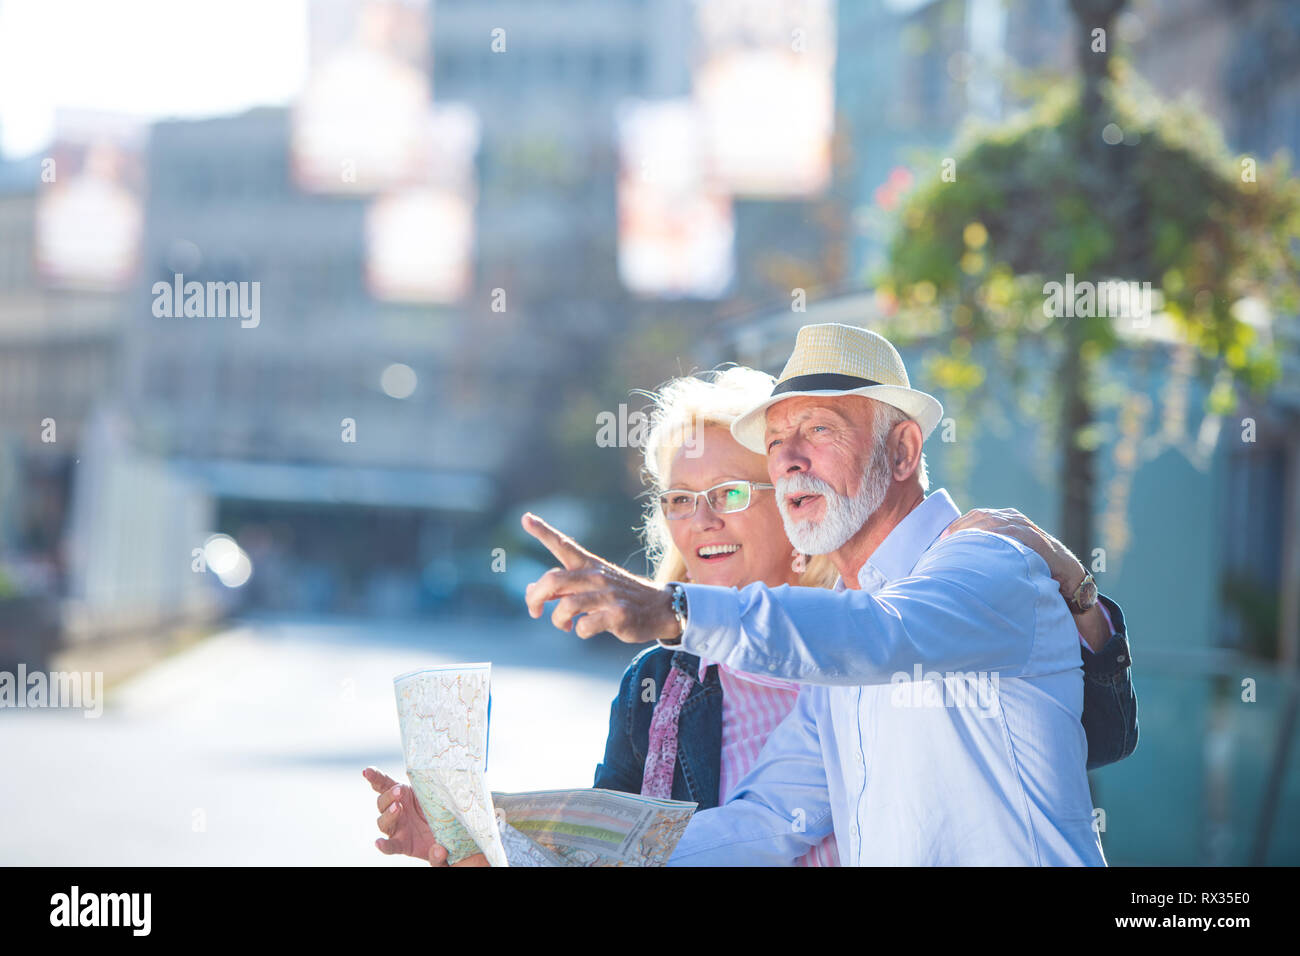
[666,583,688,643]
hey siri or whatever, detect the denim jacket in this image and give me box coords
[593,594,1137,810]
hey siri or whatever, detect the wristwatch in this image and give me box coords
[1065,572,1099,615]
[665,583,689,644]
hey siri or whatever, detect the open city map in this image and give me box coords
[393,664,696,867]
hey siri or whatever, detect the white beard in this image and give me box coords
[776,444,893,555]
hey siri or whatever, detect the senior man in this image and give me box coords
[524,323,1107,865]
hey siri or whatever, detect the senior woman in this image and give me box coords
[364,366,1137,865]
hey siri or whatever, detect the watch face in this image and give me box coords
[1077,576,1099,609]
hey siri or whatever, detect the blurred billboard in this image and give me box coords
[291,0,432,194]
[293,0,480,303]
[693,0,836,197]
[34,111,146,290]
[616,98,734,299]
[363,103,480,303]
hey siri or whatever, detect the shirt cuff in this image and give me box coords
[658,583,742,662]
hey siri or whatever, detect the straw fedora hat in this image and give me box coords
[731,323,944,454]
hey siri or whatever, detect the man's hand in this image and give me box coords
[521,512,680,644]
[941,507,1111,652]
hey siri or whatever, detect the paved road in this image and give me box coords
[0,614,637,865]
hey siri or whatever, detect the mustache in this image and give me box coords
[775,473,837,505]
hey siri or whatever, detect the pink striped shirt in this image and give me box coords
[700,658,840,867]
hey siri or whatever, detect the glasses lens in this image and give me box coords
[660,491,697,520]
[708,482,751,514]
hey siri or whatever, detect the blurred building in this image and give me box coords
[432,0,694,303]
[119,105,556,615]
[0,145,217,653]
[433,0,846,313]
[107,0,723,609]
[428,0,825,557]
[5,0,772,621]
[427,0,697,519]
[0,152,123,607]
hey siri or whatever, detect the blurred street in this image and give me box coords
[0,616,632,866]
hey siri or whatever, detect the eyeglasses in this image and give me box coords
[658,480,775,521]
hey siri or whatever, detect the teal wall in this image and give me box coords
[905,343,1298,865]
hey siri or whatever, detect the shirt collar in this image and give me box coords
[855,488,961,590]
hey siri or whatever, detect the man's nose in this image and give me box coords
[769,441,809,479]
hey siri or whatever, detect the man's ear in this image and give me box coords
[888,418,924,483]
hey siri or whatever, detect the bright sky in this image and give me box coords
[0,0,310,158]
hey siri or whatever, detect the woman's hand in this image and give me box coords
[942,508,1111,651]
[943,507,1084,592]
[363,767,436,861]
[364,767,492,866]
[428,844,489,867]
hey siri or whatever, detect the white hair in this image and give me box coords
[872,402,930,493]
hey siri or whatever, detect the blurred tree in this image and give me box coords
[878,0,1300,559]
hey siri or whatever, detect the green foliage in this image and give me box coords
[1221,572,1281,660]
[877,68,1300,411]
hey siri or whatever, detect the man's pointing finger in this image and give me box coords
[521,512,593,570]
[525,567,605,619]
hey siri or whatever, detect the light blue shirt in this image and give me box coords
[667,489,1106,866]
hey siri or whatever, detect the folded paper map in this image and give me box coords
[393,664,695,866]
[491,788,696,867]
[394,664,507,867]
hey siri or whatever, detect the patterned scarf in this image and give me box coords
[640,664,695,799]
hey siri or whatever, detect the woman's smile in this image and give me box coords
[695,542,741,562]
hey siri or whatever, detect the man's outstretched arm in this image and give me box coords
[673,530,1068,686]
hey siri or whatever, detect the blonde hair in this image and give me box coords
[636,366,840,590]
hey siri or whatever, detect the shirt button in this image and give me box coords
[767,664,777,672]
[1117,655,1127,663]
